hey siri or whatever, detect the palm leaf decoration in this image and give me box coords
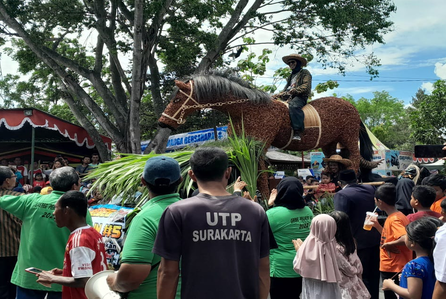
[85,151,194,206]
[86,120,270,210]
[227,117,270,206]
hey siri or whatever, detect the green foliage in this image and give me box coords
[314,80,339,94]
[344,91,414,150]
[86,132,270,209]
[271,0,395,77]
[227,118,270,207]
[236,40,272,82]
[86,151,194,205]
[0,0,396,155]
[410,80,446,144]
[311,193,335,215]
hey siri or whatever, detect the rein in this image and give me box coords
[161,81,249,125]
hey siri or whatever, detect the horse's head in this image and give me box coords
[158,80,200,130]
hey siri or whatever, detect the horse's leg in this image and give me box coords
[340,134,361,172]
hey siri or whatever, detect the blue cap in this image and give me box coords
[143,156,181,186]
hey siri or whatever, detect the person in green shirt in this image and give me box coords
[106,156,182,299]
[266,177,314,299]
[0,166,92,299]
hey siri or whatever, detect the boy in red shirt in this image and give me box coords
[371,183,412,299]
[407,185,441,222]
[36,191,107,299]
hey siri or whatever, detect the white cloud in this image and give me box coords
[421,82,434,94]
[434,62,446,79]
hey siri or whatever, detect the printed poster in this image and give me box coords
[90,204,134,269]
[310,152,325,180]
[398,151,413,171]
[385,150,400,171]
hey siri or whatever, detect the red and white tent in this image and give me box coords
[0,108,112,163]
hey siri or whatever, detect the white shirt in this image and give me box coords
[434,224,446,282]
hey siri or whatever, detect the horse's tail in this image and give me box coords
[359,121,373,161]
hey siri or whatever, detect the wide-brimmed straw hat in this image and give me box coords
[282,54,308,67]
[323,154,352,167]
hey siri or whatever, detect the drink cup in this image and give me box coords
[363,211,378,231]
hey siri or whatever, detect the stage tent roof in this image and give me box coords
[0,108,112,163]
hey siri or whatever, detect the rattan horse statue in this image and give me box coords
[153,73,377,195]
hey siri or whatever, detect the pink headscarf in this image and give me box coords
[293,214,342,283]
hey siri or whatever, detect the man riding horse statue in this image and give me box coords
[148,58,383,195]
[272,54,312,141]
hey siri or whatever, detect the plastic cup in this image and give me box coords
[363,212,378,231]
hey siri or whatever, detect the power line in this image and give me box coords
[312,79,439,82]
[258,76,440,82]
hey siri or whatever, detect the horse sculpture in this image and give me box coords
[153,72,378,195]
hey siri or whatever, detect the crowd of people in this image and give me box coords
[0,154,102,200]
[2,147,446,299]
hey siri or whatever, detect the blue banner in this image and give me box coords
[141,126,228,152]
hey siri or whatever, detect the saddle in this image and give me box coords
[277,100,321,129]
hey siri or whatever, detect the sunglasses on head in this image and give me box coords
[287,60,297,65]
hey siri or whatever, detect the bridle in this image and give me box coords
[161,81,250,125]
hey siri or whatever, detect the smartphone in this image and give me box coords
[414,145,446,158]
[25,267,43,274]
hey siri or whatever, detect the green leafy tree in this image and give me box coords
[0,0,396,158]
[410,80,446,144]
[344,91,414,150]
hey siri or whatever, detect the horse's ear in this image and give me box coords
[175,80,189,90]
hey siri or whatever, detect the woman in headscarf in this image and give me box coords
[293,214,342,299]
[266,177,314,298]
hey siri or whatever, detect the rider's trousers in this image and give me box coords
[288,96,307,133]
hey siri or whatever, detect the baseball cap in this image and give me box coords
[143,156,181,186]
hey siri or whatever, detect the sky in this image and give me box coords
[241,0,446,104]
[1,0,445,106]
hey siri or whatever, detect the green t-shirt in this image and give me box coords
[0,191,93,292]
[121,193,181,299]
[266,206,313,277]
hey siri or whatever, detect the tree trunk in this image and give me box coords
[129,0,144,154]
[143,126,172,154]
[148,53,164,118]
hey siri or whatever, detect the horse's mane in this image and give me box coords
[189,71,271,104]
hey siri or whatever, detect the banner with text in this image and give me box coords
[90,204,134,269]
[141,126,228,152]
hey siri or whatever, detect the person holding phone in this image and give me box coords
[36,191,107,299]
[0,167,93,299]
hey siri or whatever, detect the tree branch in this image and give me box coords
[0,26,19,36]
[196,0,250,72]
[0,2,125,146]
[94,35,104,73]
[41,47,128,125]
[88,0,132,95]
[117,0,134,26]
[58,80,111,160]
[50,30,71,51]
